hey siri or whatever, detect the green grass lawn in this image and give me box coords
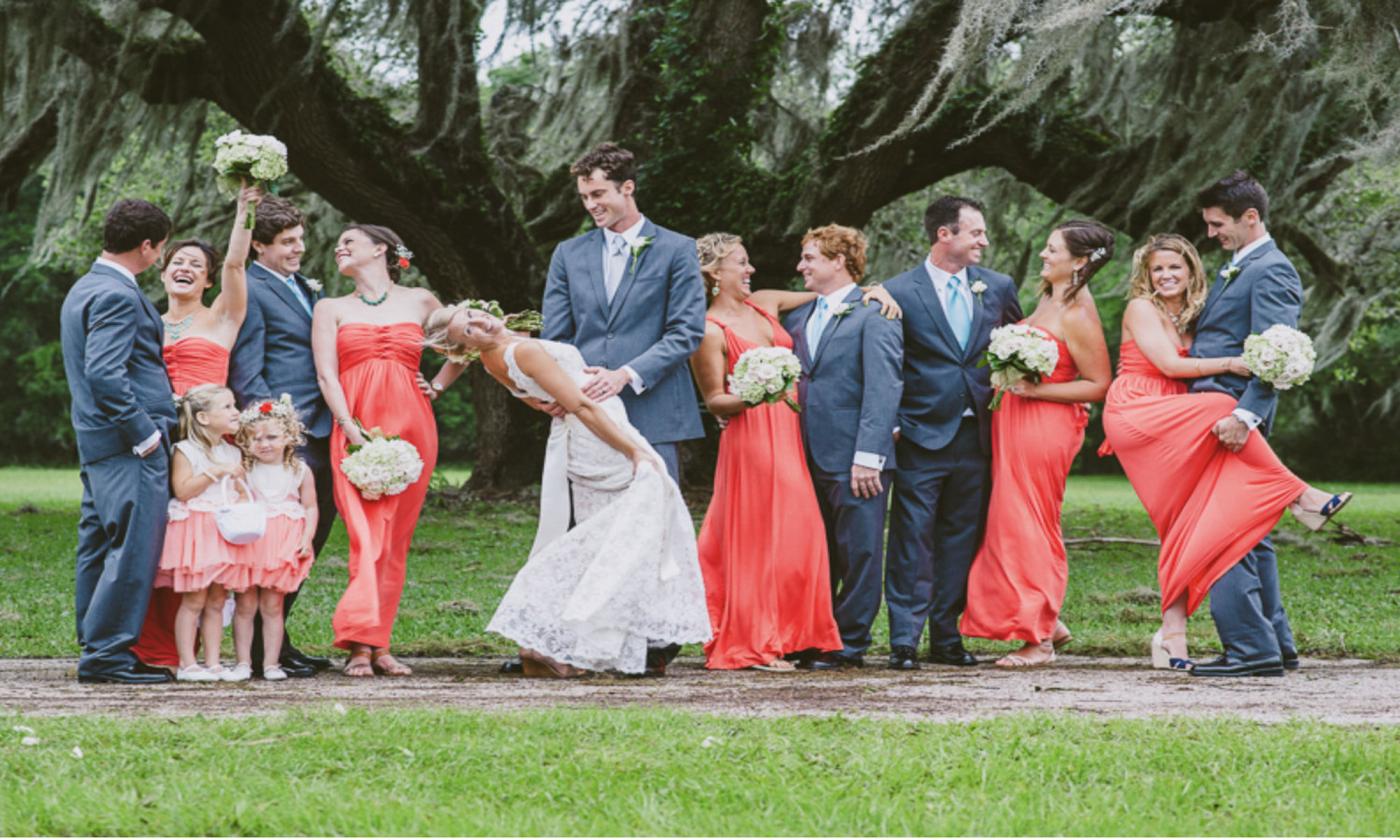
[3,708,1398,835]
[1,467,1398,660]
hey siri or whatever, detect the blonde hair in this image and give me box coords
[175,384,233,455]
[1127,233,1209,333]
[423,305,459,360]
[234,399,307,471]
[802,224,867,284]
[696,232,744,300]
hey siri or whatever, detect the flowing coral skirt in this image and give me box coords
[243,515,313,594]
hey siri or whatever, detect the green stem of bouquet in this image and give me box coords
[784,395,802,413]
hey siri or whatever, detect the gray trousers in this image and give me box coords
[884,419,989,649]
[1209,534,1296,663]
[75,448,170,674]
[810,464,892,658]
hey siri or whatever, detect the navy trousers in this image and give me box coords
[1209,534,1296,664]
[75,448,170,675]
[810,464,892,658]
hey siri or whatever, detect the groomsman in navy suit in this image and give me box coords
[229,195,333,677]
[537,142,706,674]
[1188,171,1303,678]
[60,199,177,684]
[882,197,1023,670]
[783,225,903,670]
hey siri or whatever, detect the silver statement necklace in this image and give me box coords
[163,313,196,341]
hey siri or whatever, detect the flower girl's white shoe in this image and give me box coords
[176,664,219,682]
[219,663,252,682]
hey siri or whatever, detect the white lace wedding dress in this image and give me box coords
[484,339,712,673]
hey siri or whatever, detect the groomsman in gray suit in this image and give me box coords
[229,195,333,677]
[60,199,177,684]
[783,225,903,670]
[536,142,705,674]
[540,142,707,482]
[881,197,1023,670]
[1189,171,1302,678]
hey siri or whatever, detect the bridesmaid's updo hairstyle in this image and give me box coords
[175,384,234,455]
[1043,219,1115,303]
[344,224,408,283]
[1127,233,1209,332]
[696,232,744,301]
[163,239,221,290]
[801,223,868,284]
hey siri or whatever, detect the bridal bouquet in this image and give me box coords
[340,424,424,500]
[982,324,1059,410]
[1243,324,1316,390]
[728,346,803,413]
[212,130,289,229]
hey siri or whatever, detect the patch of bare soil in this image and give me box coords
[2,657,1396,724]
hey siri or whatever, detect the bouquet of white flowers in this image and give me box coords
[982,324,1059,410]
[340,423,424,500]
[1243,324,1316,390]
[727,346,803,413]
[212,130,289,229]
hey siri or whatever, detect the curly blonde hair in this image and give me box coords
[802,224,867,284]
[234,402,307,471]
[1127,233,1209,333]
[696,232,744,300]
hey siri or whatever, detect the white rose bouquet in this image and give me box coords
[727,346,803,413]
[982,324,1059,410]
[1242,324,1316,390]
[212,130,289,229]
[340,423,424,500]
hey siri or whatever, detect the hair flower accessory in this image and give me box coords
[258,401,274,414]
[1089,247,1108,263]
[239,393,300,426]
[395,244,414,270]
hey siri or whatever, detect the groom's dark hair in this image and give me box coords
[249,195,307,260]
[103,199,172,253]
[1197,170,1269,222]
[571,142,638,187]
[923,195,985,243]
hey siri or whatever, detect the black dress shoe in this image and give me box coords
[1190,656,1285,678]
[645,644,682,676]
[272,660,317,679]
[888,645,920,670]
[284,651,332,672]
[78,666,173,685]
[805,653,864,671]
[1282,653,1300,671]
[500,658,523,674]
[928,642,979,667]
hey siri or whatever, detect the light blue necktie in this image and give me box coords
[283,275,311,315]
[807,297,831,352]
[946,274,971,348]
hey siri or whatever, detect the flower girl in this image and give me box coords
[160,384,248,682]
[233,396,319,681]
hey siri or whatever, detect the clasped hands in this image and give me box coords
[1212,414,1250,453]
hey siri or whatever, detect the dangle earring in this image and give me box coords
[710,285,720,297]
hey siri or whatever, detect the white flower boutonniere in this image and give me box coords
[830,302,855,319]
[627,235,655,278]
[970,280,987,303]
[303,278,323,293]
[1220,265,1241,284]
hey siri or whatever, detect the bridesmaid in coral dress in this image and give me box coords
[689,233,898,670]
[961,221,1114,668]
[312,224,464,677]
[1100,234,1349,669]
[132,184,260,669]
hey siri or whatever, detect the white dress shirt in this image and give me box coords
[924,258,976,418]
[1225,234,1274,431]
[95,258,164,456]
[600,217,647,394]
[806,283,887,471]
[256,260,312,315]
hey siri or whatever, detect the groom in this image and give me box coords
[1189,170,1303,678]
[881,196,1023,670]
[229,194,334,677]
[60,199,177,684]
[784,225,903,670]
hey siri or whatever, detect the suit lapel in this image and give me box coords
[607,219,655,329]
[251,262,312,324]
[788,300,816,369]
[578,230,609,325]
[811,286,864,370]
[1200,240,1275,324]
[961,267,986,361]
[909,266,961,354]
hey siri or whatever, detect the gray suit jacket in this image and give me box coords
[60,262,177,464]
[541,219,706,444]
[883,263,1023,455]
[229,262,331,438]
[1189,239,1303,433]
[784,287,904,475]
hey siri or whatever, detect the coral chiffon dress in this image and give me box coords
[244,461,314,594]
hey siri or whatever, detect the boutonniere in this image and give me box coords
[830,302,855,319]
[303,278,323,293]
[627,236,655,277]
[970,280,987,302]
[1220,265,1241,284]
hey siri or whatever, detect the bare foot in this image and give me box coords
[995,640,1055,668]
[749,659,797,672]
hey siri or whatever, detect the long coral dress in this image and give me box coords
[1100,340,1306,615]
[329,322,438,650]
[696,302,842,669]
[961,327,1088,645]
[133,337,231,668]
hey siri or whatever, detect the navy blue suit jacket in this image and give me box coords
[229,262,330,438]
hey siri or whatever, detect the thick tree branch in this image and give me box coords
[0,98,59,204]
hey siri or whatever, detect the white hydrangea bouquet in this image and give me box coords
[340,423,424,500]
[982,324,1059,410]
[728,346,803,413]
[212,130,289,229]
[1243,324,1316,390]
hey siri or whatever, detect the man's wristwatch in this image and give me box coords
[430,382,445,394]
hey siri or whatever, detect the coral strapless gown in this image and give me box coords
[330,323,438,650]
[961,327,1088,645]
[696,302,842,669]
[1100,340,1306,615]
[133,337,232,668]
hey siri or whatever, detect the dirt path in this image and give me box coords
[3,657,1396,724]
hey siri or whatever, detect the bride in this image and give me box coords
[425,303,711,676]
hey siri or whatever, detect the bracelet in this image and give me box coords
[336,417,355,427]
[431,382,444,394]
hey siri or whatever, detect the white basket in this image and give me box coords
[214,477,266,545]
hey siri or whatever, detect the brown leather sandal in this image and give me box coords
[370,649,413,676]
[343,646,374,678]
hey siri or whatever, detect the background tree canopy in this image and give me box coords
[2,0,1398,487]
